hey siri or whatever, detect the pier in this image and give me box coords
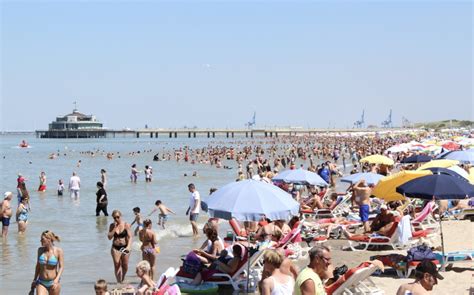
[35,127,403,139]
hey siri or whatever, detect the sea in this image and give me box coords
[0,134,348,294]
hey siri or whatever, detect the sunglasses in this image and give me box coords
[113,215,121,220]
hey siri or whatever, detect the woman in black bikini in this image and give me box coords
[107,210,132,283]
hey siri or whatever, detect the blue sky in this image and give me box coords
[1,1,472,130]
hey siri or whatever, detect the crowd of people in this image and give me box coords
[1,131,473,294]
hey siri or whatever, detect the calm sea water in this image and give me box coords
[0,134,254,294]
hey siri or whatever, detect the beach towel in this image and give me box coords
[397,215,412,245]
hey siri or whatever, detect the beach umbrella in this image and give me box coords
[386,144,408,153]
[272,168,328,187]
[469,168,474,184]
[437,150,474,164]
[360,155,394,166]
[423,167,470,182]
[340,172,385,186]
[206,179,299,290]
[206,179,299,222]
[371,170,431,202]
[400,154,433,164]
[396,174,474,269]
[416,159,460,171]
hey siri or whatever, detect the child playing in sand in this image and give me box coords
[131,207,143,236]
[94,279,110,295]
[136,260,156,295]
[148,200,176,229]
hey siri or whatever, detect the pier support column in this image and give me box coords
[193,132,196,138]
[232,132,234,138]
[150,132,153,138]
[275,132,278,137]
[226,132,229,138]
[264,132,268,137]
[270,132,273,137]
[155,132,158,138]
[212,132,215,138]
[246,132,248,138]
[207,132,210,138]
[136,132,140,138]
[188,132,191,138]
[169,132,172,138]
[174,132,177,138]
[251,132,254,138]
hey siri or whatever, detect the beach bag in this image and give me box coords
[182,251,202,276]
[407,245,436,262]
[201,201,208,212]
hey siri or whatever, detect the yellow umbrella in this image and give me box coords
[360,155,394,166]
[372,170,432,202]
[416,159,460,171]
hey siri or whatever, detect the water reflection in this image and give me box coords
[96,216,108,233]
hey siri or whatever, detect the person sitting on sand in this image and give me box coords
[396,260,443,295]
[94,279,110,295]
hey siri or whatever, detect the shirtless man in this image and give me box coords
[1,192,13,238]
[353,179,372,232]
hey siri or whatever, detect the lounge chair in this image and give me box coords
[325,261,384,295]
[300,193,352,220]
[453,208,474,220]
[434,250,474,269]
[347,217,430,251]
[175,247,265,291]
[224,218,249,242]
[411,201,439,232]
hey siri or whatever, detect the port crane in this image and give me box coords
[353,110,365,128]
[381,109,393,128]
[245,112,256,129]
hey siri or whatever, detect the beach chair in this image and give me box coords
[346,217,429,251]
[434,250,474,269]
[300,193,352,220]
[325,261,385,295]
[175,247,266,291]
[453,208,474,220]
[411,201,439,232]
[110,267,180,295]
[224,218,249,242]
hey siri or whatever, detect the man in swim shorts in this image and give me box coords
[353,179,372,232]
[1,192,13,238]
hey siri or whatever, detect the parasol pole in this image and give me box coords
[435,196,446,271]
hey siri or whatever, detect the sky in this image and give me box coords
[1,1,472,131]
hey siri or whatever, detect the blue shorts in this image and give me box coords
[159,214,169,221]
[2,217,11,226]
[190,213,199,222]
[359,204,370,222]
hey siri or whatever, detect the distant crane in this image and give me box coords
[402,116,412,128]
[245,112,256,129]
[353,110,365,128]
[381,109,393,128]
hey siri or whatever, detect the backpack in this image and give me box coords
[407,244,436,262]
[182,251,202,276]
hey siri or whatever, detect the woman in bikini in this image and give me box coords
[139,219,157,280]
[16,196,29,233]
[107,210,132,283]
[31,230,64,295]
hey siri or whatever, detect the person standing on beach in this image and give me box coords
[144,166,152,182]
[17,173,26,204]
[96,182,108,216]
[186,183,200,237]
[69,172,81,200]
[139,219,158,280]
[38,171,47,192]
[1,192,13,238]
[353,179,372,232]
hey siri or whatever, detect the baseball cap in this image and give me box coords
[380,204,388,210]
[416,260,444,280]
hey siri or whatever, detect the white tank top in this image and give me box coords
[270,275,295,295]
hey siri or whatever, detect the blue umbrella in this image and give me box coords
[423,167,469,182]
[400,154,432,163]
[437,149,474,164]
[206,179,300,222]
[396,174,474,270]
[272,168,328,187]
[340,172,385,186]
[396,174,474,200]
